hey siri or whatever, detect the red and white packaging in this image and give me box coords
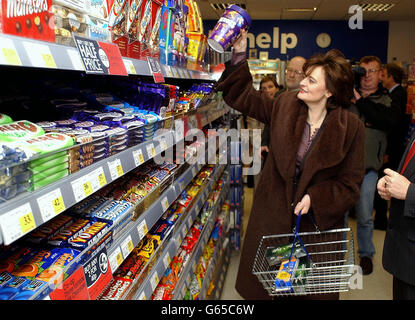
[107,0,128,56]
[125,0,142,59]
[149,0,161,60]
[0,0,55,42]
[98,277,132,300]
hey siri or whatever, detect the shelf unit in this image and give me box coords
[128,164,228,300]
[0,34,212,80]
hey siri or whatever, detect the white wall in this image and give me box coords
[388,20,415,65]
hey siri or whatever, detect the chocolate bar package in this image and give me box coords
[0,0,55,42]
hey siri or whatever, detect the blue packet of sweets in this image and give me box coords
[11,279,48,300]
[0,276,30,300]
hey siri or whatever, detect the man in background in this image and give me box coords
[350,56,401,275]
[374,63,410,230]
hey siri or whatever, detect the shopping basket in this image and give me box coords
[252,212,355,296]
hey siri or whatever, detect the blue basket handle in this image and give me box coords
[288,211,313,263]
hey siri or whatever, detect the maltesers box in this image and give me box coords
[0,0,55,42]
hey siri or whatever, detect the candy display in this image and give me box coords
[152,171,228,300]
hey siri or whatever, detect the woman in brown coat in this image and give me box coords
[216,31,365,300]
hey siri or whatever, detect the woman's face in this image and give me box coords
[260,81,279,99]
[297,66,332,105]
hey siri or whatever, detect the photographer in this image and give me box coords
[349,56,401,275]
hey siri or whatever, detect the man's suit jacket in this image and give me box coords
[383,133,415,285]
[387,84,410,170]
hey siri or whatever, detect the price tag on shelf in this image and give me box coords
[137,219,148,241]
[133,149,145,167]
[194,203,200,214]
[176,234,182,247]
[163,253,171,269]
[123,58,137,74]
[159,138,168,151]
[150,271,159,291]
[0,37,22,66]
[138,292,146,300]
[108,158,123,181]
[37,188,66,223]
[108,247,123,273]
[0,203,35,245]
[146,143,156,158]
[182,225,188,238]
[67,49,84,70]
[161,196,169,212]
[120,235,134,258]
[164,65,173,78]
[23,41,57,69]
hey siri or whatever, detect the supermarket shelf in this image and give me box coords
[209,239,231,300]
[0,99,230,246]
[128,164,227,300]
[172,174,230,300]
[0,34,212,80]
[198,210,231,300]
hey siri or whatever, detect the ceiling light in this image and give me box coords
[284,7,317,12]
[209,3,246,11]
[360,3,396,12]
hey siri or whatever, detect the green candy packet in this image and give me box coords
[0,114,13,125]
[0,120,44,142]
[14,132,74,155]
[29,151,68,168]
[30,155,69,174]
[32,162,69,183]
[33,169,69,190]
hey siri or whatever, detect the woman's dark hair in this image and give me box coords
[302,49,354,109]
[259,75,279,90]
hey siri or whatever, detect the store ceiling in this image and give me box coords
[198,0,415,21]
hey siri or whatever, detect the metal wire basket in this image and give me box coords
[252,214,355,296]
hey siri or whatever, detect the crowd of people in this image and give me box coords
[217,29,414,300]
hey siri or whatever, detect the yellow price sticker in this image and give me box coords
[127,240,134,252]
[2,48,22,66]
[116,251,123,266]
[42,53,57,68]
[116,164,123,177]
[142,223,148,235]
[138,153,144,164]
[98,172,107,187]
[52,196,65,214]
[19,212,36,234]
[83,181,93,197]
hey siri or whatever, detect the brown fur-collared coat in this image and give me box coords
[216,61,365,300]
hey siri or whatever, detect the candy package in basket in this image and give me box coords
[265,241,310,293]
[274,257,310,293]
[265,241,307,267]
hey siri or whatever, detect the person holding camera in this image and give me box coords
[217,30,365,300]
[349,56,401,275]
